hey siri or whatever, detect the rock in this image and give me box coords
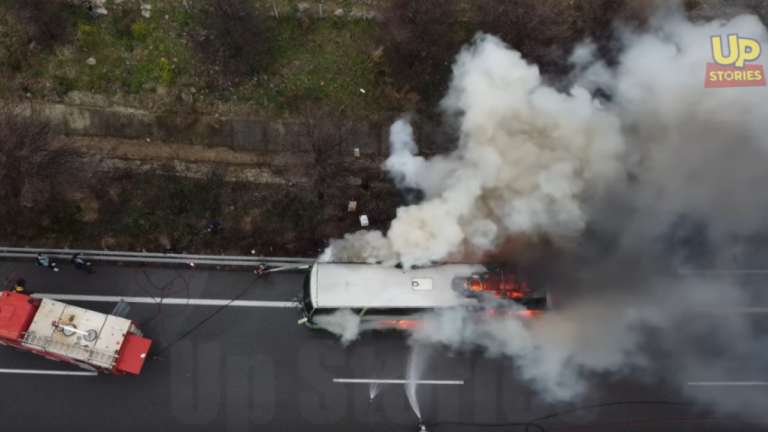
[78,197,100,222]
[157,233,172,250]
[334,8,344,17]
[101,237,118,249]
[370,46,384,62]
[297,2,310,12]
[86,57,96,66]
[298,13,312,29]
[369,11,383,22]
[181,91,192,103]
[190,87,196,94]
[349,9,382,21]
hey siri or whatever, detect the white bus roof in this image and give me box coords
[310,263,488,309]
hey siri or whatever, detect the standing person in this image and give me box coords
[71,253,94,275]
[36,253,59,272]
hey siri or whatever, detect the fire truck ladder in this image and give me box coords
[21,333,118,367]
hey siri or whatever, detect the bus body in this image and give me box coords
[301,262,550,331]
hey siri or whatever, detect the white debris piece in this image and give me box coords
[86,57,97,66]
[92,0,109,15]
[359,215,369,227]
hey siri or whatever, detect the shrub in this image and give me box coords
[156,58,174,86]
[471,0,658,76]
[294,103,358,202]
[131,20,149,41]
[684,0,768,25]
[379,0,469,106]
[8,0,80,51]
[193,0,274,81]
[381,0,659,104]
[75,22,99,51]
[0,104,93,232]
[473,0,579,77]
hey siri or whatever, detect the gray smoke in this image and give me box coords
[313,309,362,345]
[318,8,768,418]
[323,32,625,268]
[383,117,426,191]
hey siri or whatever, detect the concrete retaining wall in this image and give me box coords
[31,103,454,157]
[33,104,378,155]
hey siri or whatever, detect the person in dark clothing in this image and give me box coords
[85,2,98,16]
[12,278,28,294]
[36,253,59,272]
[254,264,269,277]
[204,219,222,234]
[71,253,94,275]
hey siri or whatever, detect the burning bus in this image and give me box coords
[299,262,551,331]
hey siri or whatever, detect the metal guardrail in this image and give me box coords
[0,247,316,268]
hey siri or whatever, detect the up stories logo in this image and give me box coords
[706,34,766,88]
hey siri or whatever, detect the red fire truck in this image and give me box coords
[0,289,152,375]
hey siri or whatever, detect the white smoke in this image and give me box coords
[318,7,768,418]
[324,33,625,268]
[383,117,425,191]
[313,309,362,345]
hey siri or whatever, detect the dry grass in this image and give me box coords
[0,0,715,117]
[684,0,768,23]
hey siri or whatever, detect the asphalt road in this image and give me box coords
[0,260,765,432]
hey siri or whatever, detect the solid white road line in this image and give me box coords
[680,270,768,274]
[688,382,768,386]
[702,308,768,313]
[0,368,97,376]
[35,293,295,308]
[333,378,464,385]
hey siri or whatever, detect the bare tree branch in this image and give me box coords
[294,103,358,203]
[0,103,94,213]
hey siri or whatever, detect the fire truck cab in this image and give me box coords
[0,290,152,375]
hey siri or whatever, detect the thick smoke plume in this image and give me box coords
[323,32,625,268]
[319,7,768,419]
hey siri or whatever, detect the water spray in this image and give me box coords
[255,264,311,276]
[405,344,431,421]
[369,381,381,401]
